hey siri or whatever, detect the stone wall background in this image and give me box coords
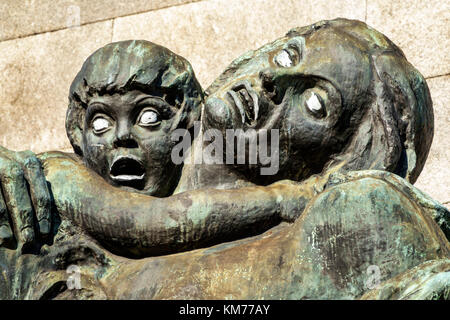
[0,0,448,206]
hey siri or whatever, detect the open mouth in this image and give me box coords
[227,81,259,126]
[110,156,146,189]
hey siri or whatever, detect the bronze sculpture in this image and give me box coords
[0,18,448,299]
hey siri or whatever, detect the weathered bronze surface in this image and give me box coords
[0,18,448,299]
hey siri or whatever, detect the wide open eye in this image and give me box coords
[276,47,302,68]
[274,49,294,67]
[303,90,326,118]
[137,109,161,127]
[92,116,111,133]
[274,42,301,68]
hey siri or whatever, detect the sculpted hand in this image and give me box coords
[273,177,326,223]
[0,146,52,251]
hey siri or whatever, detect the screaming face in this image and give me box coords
[67,40,203,196]
[204,21,373,183]
[82,90,182,195]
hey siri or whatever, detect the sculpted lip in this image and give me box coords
[109,155,146,182]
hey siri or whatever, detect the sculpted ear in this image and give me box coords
[339,89,403,177]
[372,53,433,183]
[66,99,85,156]
[338,52,433,184]
[160,59,203,131]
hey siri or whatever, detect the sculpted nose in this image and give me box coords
[259,69,280,104]
[204,97,233,130]
[259,69,275,91]
[114,120,138,148]
[259,69,273,79]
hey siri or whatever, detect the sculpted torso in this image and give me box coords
[0,19,448,300]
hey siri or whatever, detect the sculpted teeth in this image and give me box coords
[228,85,260,124]
[248,87,259,121]
[109,155,146,182]
[240,82,260,122]
[228,90,246,124]
[111,174,145,181]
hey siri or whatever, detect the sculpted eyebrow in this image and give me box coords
[135,97,176,117]
[86,102,111,119]
[135,96,166,106]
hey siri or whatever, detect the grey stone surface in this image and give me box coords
[367,0,450,78]
[0,0,199,41]
[113,0,366,87]
[415,75,450,207]
[0,21,112,153]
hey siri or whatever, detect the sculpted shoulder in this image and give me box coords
[319,170,449,240]
[294,170,450,274]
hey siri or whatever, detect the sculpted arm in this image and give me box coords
[41,153,306,257]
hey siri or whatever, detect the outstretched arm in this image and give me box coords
[41,153,309,257]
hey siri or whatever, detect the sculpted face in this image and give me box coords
[82,90,182,196]
[204,25,372,181]
[67,40,203,196]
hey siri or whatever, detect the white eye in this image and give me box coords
[92,117,110,133]
[304,90,326,118]
[306,92,322,112]
[138,109,160,126]
[274,50,293,67]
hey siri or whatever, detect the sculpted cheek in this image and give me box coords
[140,135,175,161]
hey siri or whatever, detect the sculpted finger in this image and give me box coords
[18,151,52,235]
[0,191,13,246]
[0,161,35,247]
